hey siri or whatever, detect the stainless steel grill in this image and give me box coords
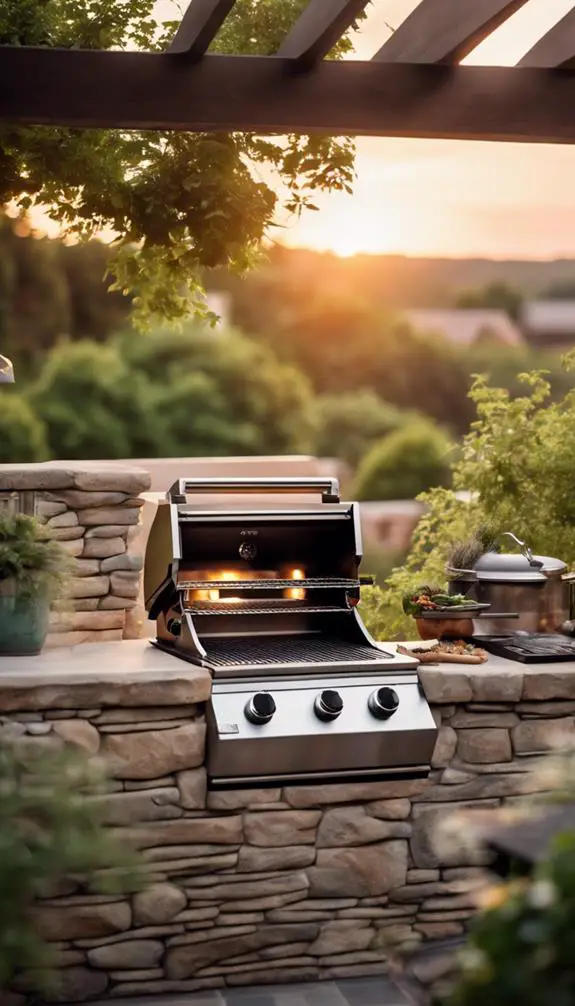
[145,476,437,787]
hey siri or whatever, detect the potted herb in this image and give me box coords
[0,513,69,656]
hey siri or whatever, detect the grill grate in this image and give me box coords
[204,634,393,668]
[186,602,346,616]
[178,577,359,591]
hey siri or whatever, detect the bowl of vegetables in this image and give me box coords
[402,585,489,641]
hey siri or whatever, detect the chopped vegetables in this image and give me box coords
[402,587,478,617]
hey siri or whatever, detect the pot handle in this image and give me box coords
[500,532,544,569]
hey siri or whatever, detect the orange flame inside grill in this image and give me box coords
[185,567,307,604]
[286,568,306,601]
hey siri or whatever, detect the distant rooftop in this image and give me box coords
[522,300,575,336]
[403,309,524,348]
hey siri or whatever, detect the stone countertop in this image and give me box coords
[388,643,575,704]
[414,650,575,704]
[0,639,211,711]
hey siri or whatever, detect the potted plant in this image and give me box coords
[0,513,69,656]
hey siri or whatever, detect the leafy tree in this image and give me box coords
[541,279,575,300]
[312,389,406,467]
[0,391,49,462]
[18,325,315,461]
[264,291,474,433]
[454,281,523,321]
[27,340,165,460]
[351,419,453,502]
[0,1,363,324]
[120,324,316,456]
[0,214,130,370]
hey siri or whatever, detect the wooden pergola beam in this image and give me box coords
[374,0,530,64]
[167,0,236,57]
[518,9,575,69]
[2,47,575,144]
[276,0,371,68]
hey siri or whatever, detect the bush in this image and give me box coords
[0,392,48,463]
[352,419,453,502]
[0,739,141,993]
[312,389,405,466]
[446,820,575,1006]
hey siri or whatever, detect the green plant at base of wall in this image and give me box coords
[0,740,142,993]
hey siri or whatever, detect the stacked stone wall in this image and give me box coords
[0,464,151,647]
[2,660,574,1002]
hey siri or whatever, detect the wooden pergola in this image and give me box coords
[2,0,575,143]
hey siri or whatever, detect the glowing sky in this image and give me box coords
[282,0,575,258]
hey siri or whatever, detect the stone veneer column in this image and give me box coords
[0,463,151,647]
[1,651,574,1001]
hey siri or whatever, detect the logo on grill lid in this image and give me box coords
[239,541,258,560]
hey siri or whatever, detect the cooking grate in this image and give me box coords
[178,577,359,591]
[186,602,346,616]
[204,634,393,667]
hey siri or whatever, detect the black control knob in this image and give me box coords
[368,687,400,720]
[314,689,344,722]
[166,617,182,637]
[245,692,276,725]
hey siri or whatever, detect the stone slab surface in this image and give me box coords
[0,640,211,709]
[90,976,407,1005]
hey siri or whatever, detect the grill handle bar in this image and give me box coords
[167,477,340,504]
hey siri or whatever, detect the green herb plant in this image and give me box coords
[360,361,575,641]
[0,513,70,599]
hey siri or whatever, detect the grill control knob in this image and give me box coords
[166,617,181,637]
[245,692,276,725]
[315,689,344,722]
[368,687,400,720]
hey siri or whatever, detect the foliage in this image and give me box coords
[0,213,130,369]
[447,831,575,1006]
[366,358,575,641]
[0,738,141,991]
[0,1,364,325]
[0,391,48,462]
[312,389,405,467]
[352,419,453,502]
[27,339,163,460]
[263,291,474,433]
[454,281,523,321]
[120,324,316,456]
[0,513,70,598]
[10,325,315,462]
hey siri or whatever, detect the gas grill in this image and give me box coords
[146,477,437,788]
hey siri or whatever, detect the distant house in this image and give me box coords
[521,300,575,350]
[403,309,525,349]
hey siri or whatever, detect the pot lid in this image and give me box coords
[473,550,566,582]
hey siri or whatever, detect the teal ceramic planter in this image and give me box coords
[0,583,50,656]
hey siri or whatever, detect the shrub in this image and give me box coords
[0,392,48,463]
[312,389,405,466]
[0,739,141,992]
[352,419,453,502]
